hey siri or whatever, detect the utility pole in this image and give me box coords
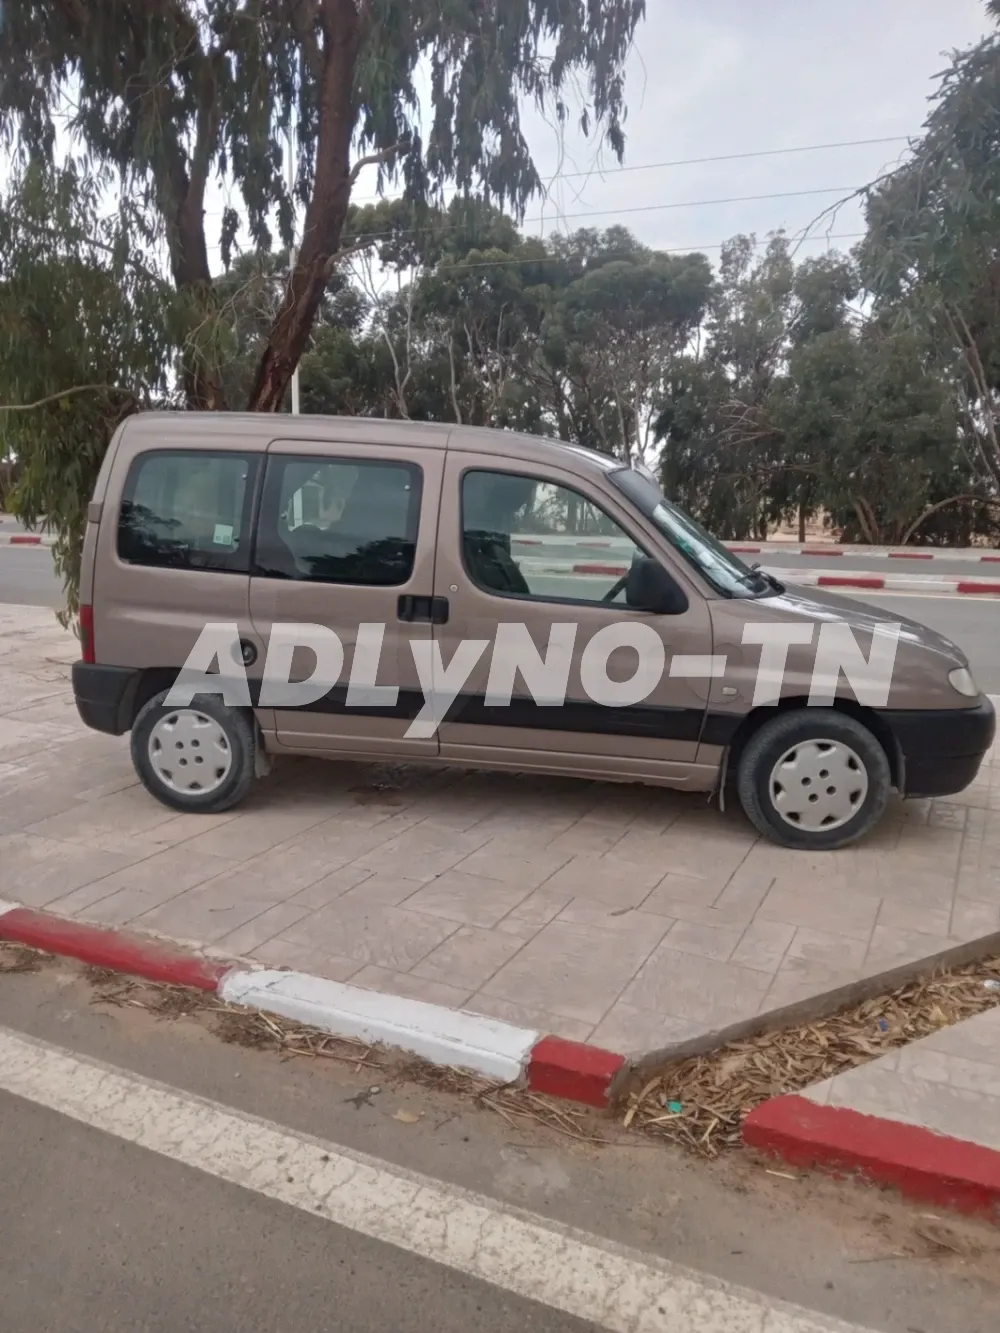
[288,61,301,416]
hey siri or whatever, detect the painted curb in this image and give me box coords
[742,1094,1000,1220]
[0,901,229,990]
[219,967,540,1083]
[511,536,1000,562]
[0,903,623,1105]
[0,533,54,547]
[518,558,1000,596]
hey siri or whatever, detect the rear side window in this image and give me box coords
[118,450,259,573]
[254,456,422,586]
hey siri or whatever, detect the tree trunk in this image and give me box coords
[151,45,228,412]
[248,1,361,413]
[797,500,806,544]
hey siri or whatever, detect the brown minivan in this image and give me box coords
[72,413,995,850]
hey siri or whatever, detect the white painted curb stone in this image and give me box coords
[219,968,540,1082]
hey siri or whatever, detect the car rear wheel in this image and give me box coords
[131,690,256,814]
[736,709,891,850]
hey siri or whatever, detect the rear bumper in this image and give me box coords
[71,662,141,736]
[883,698,996,798]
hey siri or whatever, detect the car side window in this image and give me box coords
[255,456,422,587]
[117,450,258,572]
[461,469,642,603]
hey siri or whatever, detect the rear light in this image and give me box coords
[80,604,95,664]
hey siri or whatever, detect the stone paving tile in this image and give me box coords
[2,609,1000,1060]
[542,852,666,908]
[662,918,744,962]
[801,1007,1000,1153]
[461,993,595,1044]
[277,901,461,973]
[863,923,955,971]
[401,872,536,928]
[588,1004,708,1055]
[0,831,142,908]
[730,919,796,974]
[479,921,663,1026]
[452,838,573,889]
[46,844,239,924]
[757,881,883,942]
[761,957,865,1013]
[620,948,772,1027]
[411,926,530,993]
[214,902,313,957]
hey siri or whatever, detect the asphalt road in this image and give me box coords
[1,952,997,1333]
[4,545,1000,691]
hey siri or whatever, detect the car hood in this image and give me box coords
[763,580,968,667]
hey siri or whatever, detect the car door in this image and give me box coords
[249,436,444,758]
[431,453,715,782]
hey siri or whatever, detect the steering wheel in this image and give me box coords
[601,573,629,603]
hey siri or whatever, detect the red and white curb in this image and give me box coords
[0,901,625,1107]
[520,557,1000,595]
[742,1094,1000,1221]
[0,532,53,547]
[513,536,1000,563]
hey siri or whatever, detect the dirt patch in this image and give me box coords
[620,954,1000,1157]
[0,943,48,975]
[81,969,610,1144]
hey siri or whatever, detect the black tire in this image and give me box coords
[130,690,256,814]
[736,708,892,850]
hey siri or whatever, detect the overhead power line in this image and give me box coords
[346,134,912,203]
[376,232,869,277]
[205,184,864,243]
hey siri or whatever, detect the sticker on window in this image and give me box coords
[213,523,235,547]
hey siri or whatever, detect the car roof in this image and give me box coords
[123,412,622,476]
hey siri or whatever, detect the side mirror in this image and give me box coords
[625,557,689,615]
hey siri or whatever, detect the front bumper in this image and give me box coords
[71,662,142,736]
[883,697,996,798]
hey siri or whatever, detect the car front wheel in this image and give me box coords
[736,708,892,850]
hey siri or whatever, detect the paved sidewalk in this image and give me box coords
[744,1004,1000,1217]
[3,602,1000,1058]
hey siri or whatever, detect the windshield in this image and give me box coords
[608,468,778,598]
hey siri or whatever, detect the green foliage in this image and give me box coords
[0,1,647,411]
[860,22,1000,484]
[0,164,171,619]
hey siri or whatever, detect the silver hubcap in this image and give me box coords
[148,710,232,796]
[768,738,869,833]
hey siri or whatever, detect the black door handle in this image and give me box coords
[397,595,449,625]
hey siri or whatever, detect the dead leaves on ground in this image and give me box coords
[621,954,1000,1157]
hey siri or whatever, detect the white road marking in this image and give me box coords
[0,1026,873,1333]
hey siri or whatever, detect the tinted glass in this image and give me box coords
[255,457,422,587]
[461,469,642,604]
[118,451,257,572]
[608,467,776,598]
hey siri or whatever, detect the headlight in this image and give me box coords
[948,666,979,698]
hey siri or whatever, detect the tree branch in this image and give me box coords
[0,385,134,413]
[349,141,403,186]
[901,493,1000,546]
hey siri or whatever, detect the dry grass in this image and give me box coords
[620,954,1000,1157]
[0,943,46,975]
[84,970,610,1143]
[7,940,1000,1161]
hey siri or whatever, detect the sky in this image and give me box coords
[53,0,988,280]
[302,0,994,275]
